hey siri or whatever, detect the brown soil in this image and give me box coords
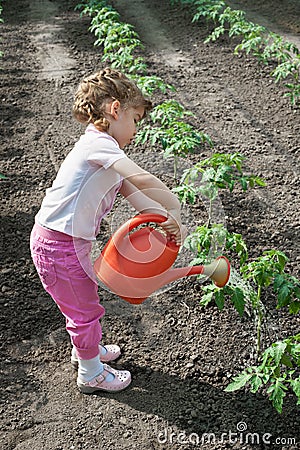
[0,0,299,449]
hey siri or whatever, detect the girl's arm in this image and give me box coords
[119,178,167,216]
[112,156,186,244]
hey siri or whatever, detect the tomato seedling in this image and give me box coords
[225,334,300,414]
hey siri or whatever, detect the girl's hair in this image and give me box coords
[72,68,152,132]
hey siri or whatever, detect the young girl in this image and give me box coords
[30,68,186,394]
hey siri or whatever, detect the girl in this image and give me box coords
[30,68,186,394]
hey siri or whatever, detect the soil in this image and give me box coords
[0,0,299,449]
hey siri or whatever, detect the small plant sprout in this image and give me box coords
[134,75,176,96]
[174,0,300,105]
[273,272,300,314]
[184,223,248,266]
[271,55,300,106]
[149,100,195,126]
[75,0,107,17]
[204,7,247,43]
[136,100,213,177]
[174,152,265,223]
[241,250,289,357]
[78,1,147,75]
[192,0,226,25]
[225,334,300,414]
[260,32,299,64]
[184,223,250,317]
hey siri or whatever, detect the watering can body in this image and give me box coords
[93,214,230,304]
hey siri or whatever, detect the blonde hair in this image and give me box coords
[72,68,152,132]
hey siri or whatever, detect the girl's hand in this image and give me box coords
[161,209,187,246]
[113,158,187,245]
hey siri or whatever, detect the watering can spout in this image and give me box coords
[93,214,231,304]
[154,256,230,288]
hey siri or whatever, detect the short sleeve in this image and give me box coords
[85,127,126,169]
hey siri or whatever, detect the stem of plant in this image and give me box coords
[256,285,263,358]
[207,198,213,227]
[174,156,178,180]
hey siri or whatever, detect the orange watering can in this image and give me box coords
[94,213,230,304]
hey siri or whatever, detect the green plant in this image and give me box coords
[241,250,289,356]
[204,6,247,43]
[225,334,300,414]
[187,234,300,412]
[261,32,299,64]
[104,45,147,73]
[136,100,213,177]
[101,22,146,72]
[174,152,265,222]
[77,1,147,75]
[184,223,248,266]
[235,30,300,105]
[192,0,225,24]
[283,82,300,107]
[273,272,300,314]
[161,122,212,159]
[183,223,250,317]
[200,283,248,317]
[172,0,300,105]
[77,1,215,176]
[149,99,195,125]
[134,75,176,96]
[75,0,107,16]
[90,9,122,47]
[185,224,299,363]
[174,151,265,326]
[233,24,267,59]
[179,152,265,194]
[271,55,300,106]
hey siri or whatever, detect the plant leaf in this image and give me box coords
[214,289,225,310]
[199,288,215,307]
[231,287,245,317]
[290,377,300,404]
[267,379,287,414]
[271,341,287,366]
[289,301,300,314]
[249,374,263,393]
[280,354,294,368]
[225,372,253,391]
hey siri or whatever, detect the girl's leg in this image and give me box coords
[30,224,131,392]
[30,225,103,361]
[51,252,131,391]
[59,246,104,361]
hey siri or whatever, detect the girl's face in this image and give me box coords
[108,102,145,149]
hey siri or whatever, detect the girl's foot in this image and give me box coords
[99,344,121,362]
[77,364,131,394]
[71,344,121,369]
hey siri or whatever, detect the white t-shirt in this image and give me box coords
[37,124,126,240]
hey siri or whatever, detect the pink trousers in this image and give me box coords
[30,222,105,360]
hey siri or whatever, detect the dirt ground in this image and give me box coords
[0,0,299,449]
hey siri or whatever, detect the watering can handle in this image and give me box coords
[112,213,167,246]
[128,213,167,231]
